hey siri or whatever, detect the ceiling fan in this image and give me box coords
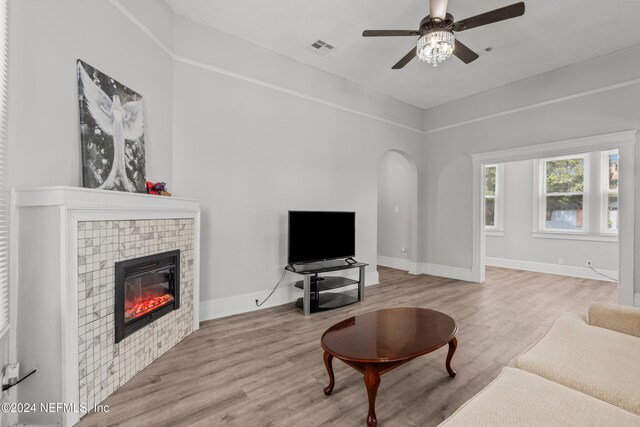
[362,0,525,69]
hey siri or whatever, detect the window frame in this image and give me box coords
[601,149,619,235]
[535,153,590,234]
[0,0,8,338]
[484,164,504,236]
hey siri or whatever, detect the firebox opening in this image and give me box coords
[115,250,180,343]
[124,269,175,323]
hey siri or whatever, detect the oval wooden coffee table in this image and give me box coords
[321,307,458,427]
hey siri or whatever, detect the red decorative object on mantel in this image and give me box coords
[146,181,172,197]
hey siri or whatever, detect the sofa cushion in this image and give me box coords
[589,303,640,338]
[439,368,640,427]
[515,312,640,415]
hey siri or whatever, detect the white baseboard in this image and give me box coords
[486,257,618,282]
[421,263,474,282]
[377,255,409,271]
[377,256,420,275]
[199,270,380,321]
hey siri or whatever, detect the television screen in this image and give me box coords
[288,211,355,264]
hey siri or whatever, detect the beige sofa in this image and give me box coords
[440,303,640,426]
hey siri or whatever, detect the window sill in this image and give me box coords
[531,231,618,242]
[485,230,505,237]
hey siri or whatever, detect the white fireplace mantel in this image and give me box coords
[14,185,200,212]
[12,186,200,426]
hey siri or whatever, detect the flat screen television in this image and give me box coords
[288,211,355,264]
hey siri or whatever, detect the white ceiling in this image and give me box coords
[165,0,640,110]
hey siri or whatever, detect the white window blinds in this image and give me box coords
[0,0,9,336]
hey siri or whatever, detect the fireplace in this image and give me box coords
[114,250,180,343]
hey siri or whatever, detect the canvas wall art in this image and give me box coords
[77,60,146,193]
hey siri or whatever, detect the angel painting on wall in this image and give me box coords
[77,60,146,193]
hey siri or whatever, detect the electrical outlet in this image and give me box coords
[394,206,399,213]
[2,363,19,388]
[587,260,592,268]
[558,258,564,265]
[401,247,407,255]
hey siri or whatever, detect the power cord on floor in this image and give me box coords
[588,265,617,282]
[255,270,288,307]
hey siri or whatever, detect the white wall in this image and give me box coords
[7,0,175,189]
[485,159,618,273]
[6,2,175,424]
[422,44,640,293]
[170,17,424,307]
[170,17,423,133]
[6,0,424,323]
[377,151,412,261]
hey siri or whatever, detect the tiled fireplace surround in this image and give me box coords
[77,218,195,409]
[14,187,200,427]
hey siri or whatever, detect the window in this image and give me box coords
[484,165,497,227]
[541,156,586,231]
[604,150,619,233]
[0,0,7,336]
[484,164,503,234]
[534,150,619,241]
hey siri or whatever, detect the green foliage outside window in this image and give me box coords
[608,194,618,230]
[609,153,618,191]
[544,158,584,229]
[545,158,584,193]
[485,166,496,227]
[485,166,496,196]
[608,152,619,230]
[485,198,495,227]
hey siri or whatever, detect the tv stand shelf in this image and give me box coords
[295,289,359,312]
[293,276,359,292]
[286,259,368,316]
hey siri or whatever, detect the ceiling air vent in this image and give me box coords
[307,40,335,56]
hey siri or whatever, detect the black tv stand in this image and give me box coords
[286,259,368,316]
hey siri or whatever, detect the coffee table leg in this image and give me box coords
[364,364,380,427]
[323,351,335,395]
[446,337,458,377]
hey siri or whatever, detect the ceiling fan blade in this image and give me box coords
[430,0,449,20]
[392,47,417,69]
[362,30,420,37]
[453,2,525,32]
[453,39,479,64]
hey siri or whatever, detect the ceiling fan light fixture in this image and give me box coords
[417,30,455,67]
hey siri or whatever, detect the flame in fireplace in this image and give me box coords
[125,294,174,321]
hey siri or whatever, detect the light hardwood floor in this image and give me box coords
[77,267,617,427]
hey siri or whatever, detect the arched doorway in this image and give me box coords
[377,150,419,274]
